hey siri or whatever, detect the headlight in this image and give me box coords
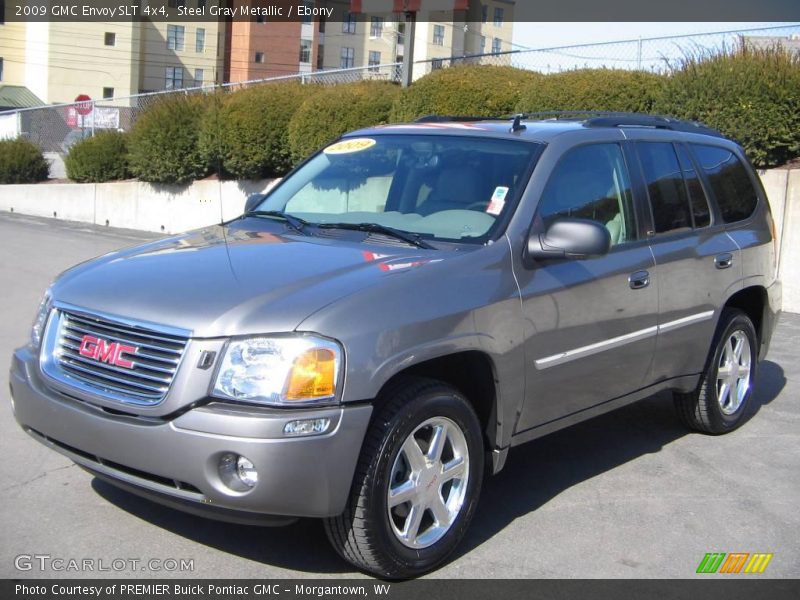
[30,289,53,348]
[212,335,342,406]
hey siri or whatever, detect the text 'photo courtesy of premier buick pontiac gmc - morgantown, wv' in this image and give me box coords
[10,112,781,578]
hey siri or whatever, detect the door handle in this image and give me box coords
[715,253,733,270]
[628,270,650,290]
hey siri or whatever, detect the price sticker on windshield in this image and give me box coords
[324,138,377,155]
[486,186,509,216]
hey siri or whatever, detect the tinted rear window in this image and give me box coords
[692,145,758,223]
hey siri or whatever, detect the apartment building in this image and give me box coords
[0,2,224,105]
[224,0,515,85]
[318,0,515,80]
[225,0,317,83]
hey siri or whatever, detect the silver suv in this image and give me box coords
[9,113,781,578]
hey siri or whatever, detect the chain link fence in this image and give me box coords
[2,23,799,174]
[413,23,800,77]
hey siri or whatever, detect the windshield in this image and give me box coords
[255,134,540,244]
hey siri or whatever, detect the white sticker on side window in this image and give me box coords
[486,186,509,216]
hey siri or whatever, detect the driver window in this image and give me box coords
[536,143,637,246]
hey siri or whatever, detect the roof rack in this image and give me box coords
[413,112,724,139]
[518,110,724,138]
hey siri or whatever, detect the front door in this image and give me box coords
[516,142,659,433]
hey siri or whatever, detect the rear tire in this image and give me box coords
[674,308,758,434]
[324,377,484,579]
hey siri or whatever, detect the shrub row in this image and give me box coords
[6,46,795,186]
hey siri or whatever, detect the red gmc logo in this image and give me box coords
[78,335,137,368]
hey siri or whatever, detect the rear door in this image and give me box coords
[635,141,742,380]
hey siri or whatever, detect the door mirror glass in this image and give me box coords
[527,217,611,260]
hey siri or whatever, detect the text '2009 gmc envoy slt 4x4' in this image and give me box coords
[10,113,781,578]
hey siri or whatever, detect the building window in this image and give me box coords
[165,66,183,89]
[104,32,116,46]
[370,16,383,38]
[301,1,313,24]
[340,47,355,69]
[368,50,381,71]
[433,24,445,46]
[492,37,502,53]
[255,51,265,63]
[102,87,114,100]
[194,69,204,85]
[343,12,356,34]
[480,35,486,53]
[494,7,504,26]
[432,58,443,70]
[397,22,406,46]
[317,45,325,69]
[196,28,205,52]
[481,4,488,23]
[167,25,185,51]
[299,39,312,63]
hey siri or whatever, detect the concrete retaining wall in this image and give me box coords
[0,170,798,311]
[0,179,276,235]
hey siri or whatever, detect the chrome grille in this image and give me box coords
[46,308,189,405]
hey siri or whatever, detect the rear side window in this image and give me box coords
[637,142,692,234]
[692,144,759,223]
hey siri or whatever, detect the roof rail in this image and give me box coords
[584,114,725,138]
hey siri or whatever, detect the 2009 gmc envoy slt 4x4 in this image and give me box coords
[10,113,781,578]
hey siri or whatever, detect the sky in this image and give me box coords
[508,22,800,73]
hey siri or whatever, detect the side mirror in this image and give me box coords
[244,193,264,214]
[527,217,611,261]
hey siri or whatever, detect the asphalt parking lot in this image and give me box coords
[1,211,798,579]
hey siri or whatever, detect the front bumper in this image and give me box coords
[9,346,372,522]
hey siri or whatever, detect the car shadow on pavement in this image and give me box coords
[454,359,786,562]
[90,360,785,576]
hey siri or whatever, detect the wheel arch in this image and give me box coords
[374,350,500,466]
[723,285,768,359]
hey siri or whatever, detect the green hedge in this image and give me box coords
[516,68,666,114]
[656,45,800,168]
[392,64,540,121]
[65,131,130,183]
[199,84,313,180]
[0,138,49,184]
[288,81,400,162]
[128,94,209,184]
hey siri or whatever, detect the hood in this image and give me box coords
[53,219,448,337]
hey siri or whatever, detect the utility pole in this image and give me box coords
[401,11,417,88]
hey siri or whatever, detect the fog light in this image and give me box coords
[283,418,331,437]
[219,453,258,491]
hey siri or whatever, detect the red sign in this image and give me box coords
[79,334,137,369]
[74,94,93,116]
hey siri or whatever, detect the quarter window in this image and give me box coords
[692,144,759,223]
[638,142,692,234]
[536,144,637,246]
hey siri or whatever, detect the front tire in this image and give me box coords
[325,377,484,578]
[674,308,758,434]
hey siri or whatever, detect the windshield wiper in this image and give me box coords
[317,222,435,250]
[245,210,310,235]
